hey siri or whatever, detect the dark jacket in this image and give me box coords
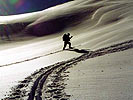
[63,34,72,42]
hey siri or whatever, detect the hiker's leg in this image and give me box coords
[68,42,72,48]
[63,42,67,50]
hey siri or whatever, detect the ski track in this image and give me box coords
[3,40,133,100]
[0,49,63,68]
[0,44,82,68]
[0,0,133,99]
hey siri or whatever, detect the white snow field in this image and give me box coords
[65,49,133,100]
[0,0,133,99]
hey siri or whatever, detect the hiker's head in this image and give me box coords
[67,33,70,36]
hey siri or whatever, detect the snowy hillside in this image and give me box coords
[0,0,133,100]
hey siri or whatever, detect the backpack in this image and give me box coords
[63,34,67,41]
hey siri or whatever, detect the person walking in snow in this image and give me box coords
[62,33,73,50]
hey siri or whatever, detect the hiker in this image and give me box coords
[62,33,73,50]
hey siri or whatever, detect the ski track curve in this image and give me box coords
[3,40,133,100]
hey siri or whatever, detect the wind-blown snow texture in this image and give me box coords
[0,0,133,99]
[0,0,133,40]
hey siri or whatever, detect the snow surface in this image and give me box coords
[0,0,133,99]
[65,49,133,100]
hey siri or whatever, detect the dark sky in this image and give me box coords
[0,0,71,15]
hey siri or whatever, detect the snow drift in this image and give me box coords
[0,0,133,40]
[0,0,133,99]
[25,0,133,49]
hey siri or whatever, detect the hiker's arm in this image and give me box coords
[70,36,73,39]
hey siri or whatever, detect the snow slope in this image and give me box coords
[0,0,133,99]
[65,49,133,100]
